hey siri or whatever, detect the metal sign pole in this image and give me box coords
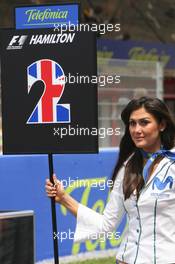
[48,154,59,264]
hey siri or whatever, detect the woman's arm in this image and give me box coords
[59,193,78,217]
[45,169,126,242]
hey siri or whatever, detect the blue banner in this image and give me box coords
[15,4,79,29]
[97,39,175,70]
[0,150,126,261]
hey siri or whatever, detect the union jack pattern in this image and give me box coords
[27,59,70,124]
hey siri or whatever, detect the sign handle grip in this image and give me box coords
[48,154,59,264]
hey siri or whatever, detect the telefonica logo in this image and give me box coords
[152,176,173,190]
[25,8,69,23]
[15,5,78,29]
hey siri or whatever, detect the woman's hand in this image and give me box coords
[45,174,79,216]
[45,174,66,203]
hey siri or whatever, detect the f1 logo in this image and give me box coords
[7,35,27,50]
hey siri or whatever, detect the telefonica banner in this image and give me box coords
[15,4,79,29]
[97,39,175,70]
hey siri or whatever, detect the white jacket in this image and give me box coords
[74,155,175,264]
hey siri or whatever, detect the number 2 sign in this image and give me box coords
[0,28,98,154]
[27,59,70,124]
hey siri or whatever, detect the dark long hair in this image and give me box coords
[112,97,175,200]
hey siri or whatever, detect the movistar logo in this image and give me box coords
[25,9,68,23]
[152,176,173,190]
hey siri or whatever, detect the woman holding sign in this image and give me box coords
[45,97,175,264]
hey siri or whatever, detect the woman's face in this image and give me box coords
[129,107,166,152]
